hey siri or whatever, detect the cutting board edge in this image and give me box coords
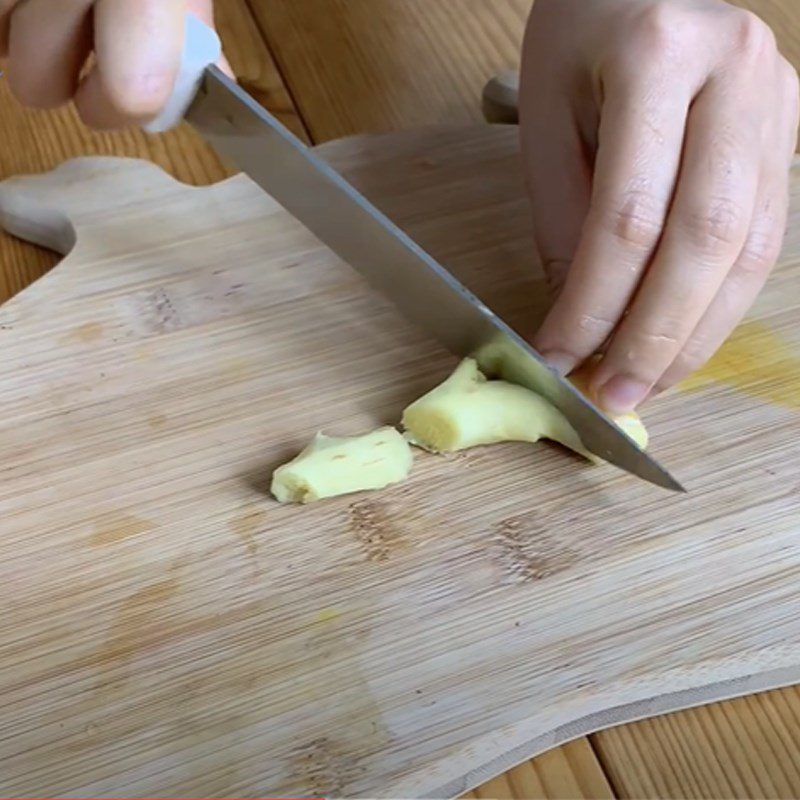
[1,128,800,798]
[0,155,250,312]
[430,658,800,799]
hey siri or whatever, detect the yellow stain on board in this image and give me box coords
[313,608,341,624]
[92,511,154,546]
[62,322,103,345]
[680,321,800,409]
[147,413,168,430]
[230,508,265,558]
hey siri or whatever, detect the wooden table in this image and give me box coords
[1,1,798,797]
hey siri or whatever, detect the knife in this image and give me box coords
[147,16,684,493]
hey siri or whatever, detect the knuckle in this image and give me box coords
[632,3,682,53]
[107,71,174,120]
[596,190,666,250]
[679,197,749,256]
[659,347,708,389]
[609,327,683,383]
[635,329,682,353]
[736,229,782,276]
[576,312,617,339]
[780,58,800,103]
[730,9,776,58]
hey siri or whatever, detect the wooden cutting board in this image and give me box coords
[1,126,799,799]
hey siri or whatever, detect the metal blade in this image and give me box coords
[187,67,684,492]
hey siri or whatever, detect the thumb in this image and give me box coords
[75,0,186,129]
[75,0,232,130]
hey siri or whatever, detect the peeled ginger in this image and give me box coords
[401,358,648,459]
[401,358,587,455]
[271,426,413,504]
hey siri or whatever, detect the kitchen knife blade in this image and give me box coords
[185,66,684,493]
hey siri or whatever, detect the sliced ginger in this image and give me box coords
[401,358,648,460]
[402,358,585,454]
[272,359,649,504]
[271,426,413,504]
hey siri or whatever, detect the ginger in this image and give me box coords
[271,426,413,504]
[273,360,649,505]
[569,368,648,453]
[401,358,648,460]
[402,358,586,454]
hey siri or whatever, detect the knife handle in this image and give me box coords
[144,15,222,134]
[482,71,520,125]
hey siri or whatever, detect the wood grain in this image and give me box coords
[246,0,530,142]
[473,741,614,799]
[595,687,800,799]
[1,128,800,797]
[0,0,797,796]
[0,0,301,304]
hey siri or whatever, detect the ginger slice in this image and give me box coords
[271,426,413,504]
[402,358,585,454]
[401,358,648,460]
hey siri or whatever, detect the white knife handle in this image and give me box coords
[144,14,222,134]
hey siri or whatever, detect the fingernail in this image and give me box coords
[540,350,577,376]
[597,375,651,414]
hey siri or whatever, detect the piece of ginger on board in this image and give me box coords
[402,358,648,458]
[271,426,413,504]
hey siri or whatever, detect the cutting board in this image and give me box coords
[1,126,799,798]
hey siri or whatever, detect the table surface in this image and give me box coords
[1,1,798,797]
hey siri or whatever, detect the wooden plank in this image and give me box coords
[0,0,305,304]
[216,1,309,142]
[593,687,800,798]
[472,740,615,799]
[246,0,530,142]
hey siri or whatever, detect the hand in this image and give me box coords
[520,0,799,413]
[0,0,229,129]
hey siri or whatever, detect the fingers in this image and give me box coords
[0,0,17,57]
[590,74,763,412]
[532,59,697,375]
[2,0,229,127]
[6,0,93,108]
[75,0,187,129]
[654,60,799,392]
[655,173,789,392]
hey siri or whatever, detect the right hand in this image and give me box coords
[520,0,799,414]
[0,0,229,129]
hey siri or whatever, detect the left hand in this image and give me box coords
[520,0,800,413]
[0,0,230,129]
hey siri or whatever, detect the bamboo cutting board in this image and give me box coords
[1,126,800,799]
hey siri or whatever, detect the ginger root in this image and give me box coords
[401,358,648,460]
[271,426,413,504]
[402,358,586,454]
